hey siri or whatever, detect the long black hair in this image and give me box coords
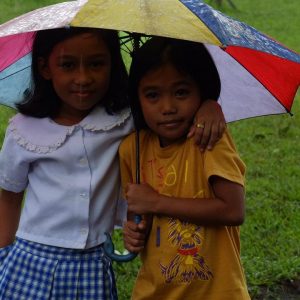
[129,37,221,130]
[17,27,129,117]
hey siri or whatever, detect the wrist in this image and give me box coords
[152,193,169,215]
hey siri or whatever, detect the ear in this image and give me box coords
[38,57,52,80]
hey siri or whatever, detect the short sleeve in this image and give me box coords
[0,125,29,192]
[204,129,246,187]
[119,133,136,191]
[116,133,136,226]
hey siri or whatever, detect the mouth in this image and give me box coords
[71,90,94,98]
[158,119,183,128]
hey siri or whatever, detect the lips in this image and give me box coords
[158,119,183,128]
[71,90,93,98]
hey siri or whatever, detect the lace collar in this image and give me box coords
[9,106,131,154]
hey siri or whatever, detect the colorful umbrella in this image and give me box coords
[0,0,299,262]
[0,0,299,122]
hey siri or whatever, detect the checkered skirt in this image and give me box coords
[0,238,118,300]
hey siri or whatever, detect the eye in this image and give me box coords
[144,90,159,101]
[175,88,190,98]
[89,59,106,69]
[58,61,75,70]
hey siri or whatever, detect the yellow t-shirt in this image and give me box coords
[119,129,250,300]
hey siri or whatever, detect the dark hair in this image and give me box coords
[129,37,221,130]
[17,27,129,117]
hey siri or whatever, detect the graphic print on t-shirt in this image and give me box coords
[160,218,213,284]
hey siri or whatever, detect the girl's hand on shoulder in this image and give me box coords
[188,99,226,151]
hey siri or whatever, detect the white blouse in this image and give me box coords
[0,106,133,249]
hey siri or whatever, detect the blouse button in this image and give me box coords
[79,158,87,165]
[80,228,88,235]
[80,192,87,198]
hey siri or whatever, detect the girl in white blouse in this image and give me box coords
[0,27,225,300]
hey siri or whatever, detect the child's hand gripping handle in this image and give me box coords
[104,130,141,262]
[103,214,142,262]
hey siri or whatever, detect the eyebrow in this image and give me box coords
[140,80,193,92]
[56,53,109,60]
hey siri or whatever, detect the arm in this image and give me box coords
[0,189,23,247]
[125,176,245,226]
[188,99,226,151]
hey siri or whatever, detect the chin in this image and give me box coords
[159,135,186,147]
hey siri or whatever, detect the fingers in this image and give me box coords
[192,120,226,151]
[192,121,211,151]
[190,99,227,150]
[189,118,214,150]
[218,121,226,139]
[199,122,210,150]
[123,235,144,253]
[187,125,196,139]
[205,122,220,151]
[123,220,147,253]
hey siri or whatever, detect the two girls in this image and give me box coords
[0,27,224,299]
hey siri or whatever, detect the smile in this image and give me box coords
[158,120,183,128]
[71,91,93,98]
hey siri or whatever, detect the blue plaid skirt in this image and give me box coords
[0,238,118,300]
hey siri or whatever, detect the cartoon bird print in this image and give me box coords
[160,218,213,284]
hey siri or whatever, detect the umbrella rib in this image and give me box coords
[179,1,225,46]
[0,66,30,80]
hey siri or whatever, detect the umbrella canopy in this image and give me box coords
[0,0,299,122]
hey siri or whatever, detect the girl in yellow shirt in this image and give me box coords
[119,36,250,300]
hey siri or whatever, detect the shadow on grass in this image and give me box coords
[252,278,300,300]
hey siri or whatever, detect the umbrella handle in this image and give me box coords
[103,214,142,262]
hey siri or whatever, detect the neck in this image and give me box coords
[158,135,186,148]
[52,115,84,126]
[53,105,94,125]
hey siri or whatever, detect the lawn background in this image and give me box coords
[0,1,299,299]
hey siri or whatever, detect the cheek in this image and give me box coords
[186,99,202,118]
[139,97,147,114]
[140,101,156,126]
[98,69,111,91]
[51,78,66,94]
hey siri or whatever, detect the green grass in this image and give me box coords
[1,1,299,299]
[0,107,15,142]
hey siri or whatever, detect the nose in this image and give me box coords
[161,96,177,115]
[74,65,93,86]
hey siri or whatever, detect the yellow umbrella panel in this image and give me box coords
[71,0,221,46]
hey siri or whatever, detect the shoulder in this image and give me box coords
[9,112,39,126]
[84,106,133,132]
[204,128,246,182]
[7,113,75,154]
[7,107,134,154]
[119,130,151,156]
[119,131,136,156]
[208,128,240,155]
[120,130,151,147]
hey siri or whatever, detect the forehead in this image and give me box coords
[50,32,110,57]
[139,63,195,88]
